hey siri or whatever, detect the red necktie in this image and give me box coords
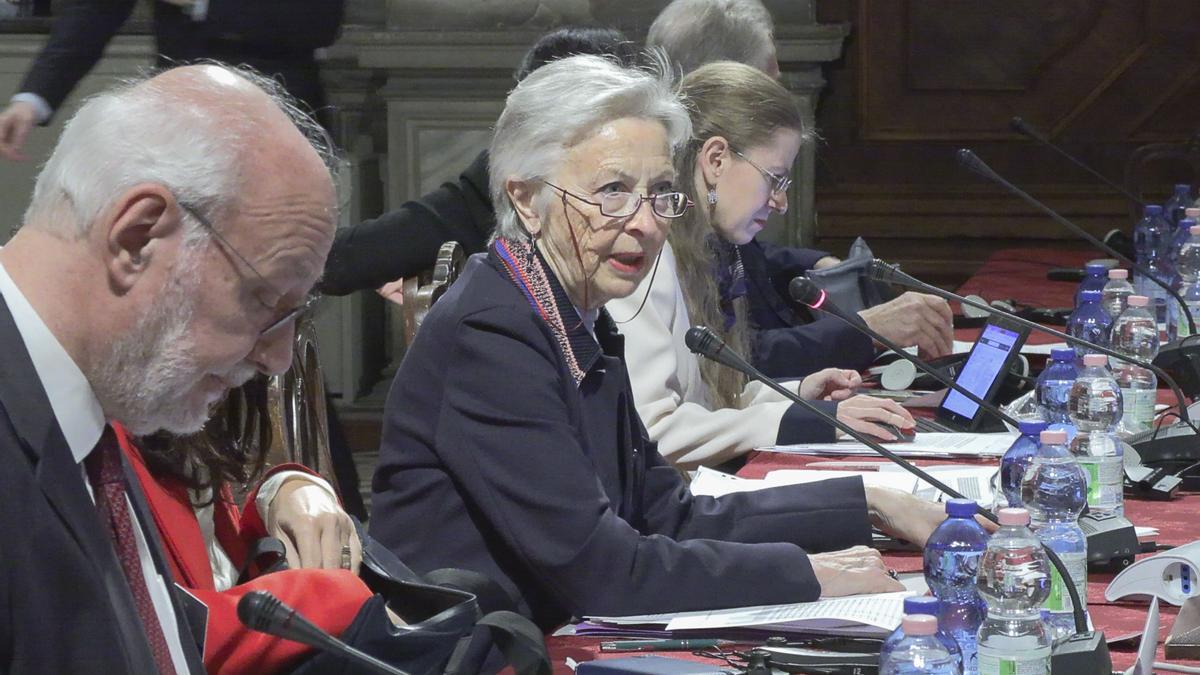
[85,426,178,675]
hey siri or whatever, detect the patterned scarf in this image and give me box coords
[710,235,747,330]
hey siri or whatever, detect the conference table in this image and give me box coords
[545,248,1200,673]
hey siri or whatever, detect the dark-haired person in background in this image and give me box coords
[319,26,636,298]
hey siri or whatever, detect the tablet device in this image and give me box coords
[936,316,1031,431]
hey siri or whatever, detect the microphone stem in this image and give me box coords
[1023,134,1145,207]
[881,265,1191,423]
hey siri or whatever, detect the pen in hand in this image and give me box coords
[599,639,733,652]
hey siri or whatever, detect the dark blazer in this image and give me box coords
[321,150,495,295]
[19,0,344,123]
[742,239,876,379]
[0,297,204,673]
[369,244,873,631]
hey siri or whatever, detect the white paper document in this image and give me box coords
[952,339,1068,356]
[765,432,1017,458]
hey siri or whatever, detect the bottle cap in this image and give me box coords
[1187,207,1200,218]
[1146,205,1163,216]
[1177,184,1192,192]
[1040,429,1067,444]
[1182,219,1196,229]
[1128,295,1149,307]
[945,498,978,518]
[998,507,1030,526]
[1018,419,1048,435]
[903,596,941,616]
[1050,347,1076,361]
[901,614,938,636]
[1192,225,1200,236]
[1108,268,1128,280]
[1083,354,1107,367]
[1085,262,1108,274]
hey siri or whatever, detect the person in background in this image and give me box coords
[369,54,948,632]
[646,0,954,378]
[319,25,636,299]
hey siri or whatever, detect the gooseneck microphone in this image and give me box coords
[956,148,1196,335]
[870,259,1190,425]
[237,590,409,675]
[787,277,1020,428]
[1009,117,1145,207]
[683,325,1091,638]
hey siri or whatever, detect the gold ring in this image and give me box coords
[340,544,352,569]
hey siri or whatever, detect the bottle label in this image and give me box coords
[1043,551,1088,612]
[977,645,1051,675]
[1079,457,1124,508]
[1120,387,1156,433]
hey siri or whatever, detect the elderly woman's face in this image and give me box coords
[536,116,676,310]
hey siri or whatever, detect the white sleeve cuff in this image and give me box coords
[189,0,208,20]
[255,470,338,522]
[11,93,52,125]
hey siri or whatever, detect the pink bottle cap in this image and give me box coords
[1040,429,1067,444]
[1108,269,1128,280]
[1188,208,1200,217]
[998,507,1030,526]
[1191,225,1200,235]
[1128,295,1149,307]
[901,614,938,636]
[1083,354,1107,367]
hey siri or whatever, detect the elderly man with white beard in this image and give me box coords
[0,64,352,674]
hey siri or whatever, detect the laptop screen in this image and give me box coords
[940,322,1023,420]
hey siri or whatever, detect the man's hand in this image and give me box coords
[810,545,904,596]
[835,395,915,441]
[0,101,38,161]
[813,255,841,270]
[858,292,954,360]
[377,277,405,308]
[798,368,861,401]
[267,477,361,574]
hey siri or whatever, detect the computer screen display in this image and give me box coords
[940,322,1023,420]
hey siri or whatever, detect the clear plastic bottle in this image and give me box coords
[1035,348,1077,427]
[1111,295,1160,437]
[881,596,962,667]
[1133,205,1173,336]
[1020,430,1089,643]
[999,420,1048,510]
[1066,288,1112,359]
[1165,183,1194,226]
[923,499,989,675]
[1068,353,1125,517]
[976,508,1052,675]
[1074,262,1110,308]
[1101,268,1134,323]
[1176,223,1200,339]
[880,614,962,675]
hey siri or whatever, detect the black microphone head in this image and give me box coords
[787,277,827,309]
[684,325,719,357]
[956,148,1001,182]
[237,590,279,632]
[1009,116,1047,141]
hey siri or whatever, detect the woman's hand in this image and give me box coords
[864,486,953,548]
[810,545,904,596]
[834,395,915,441]
[268,477,362,574]
[798,368,862,401]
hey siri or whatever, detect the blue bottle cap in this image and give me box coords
[1177,184,1192,192]
[1050,347,1075,361]
[1085,262,1108,274]
[1019,419,1049,435]
[1080,288,1102,301]
[945,498,978,518]
[1182,218,1196,229]
[1146,205,1163,216]
[903,596,941,616]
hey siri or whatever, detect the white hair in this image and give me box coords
[489,53,692,241]
[23,63,336,239]
[647,0,776,76]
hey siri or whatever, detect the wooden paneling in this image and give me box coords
[814,0,1200,289]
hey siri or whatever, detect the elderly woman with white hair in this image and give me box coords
[368,55,933,630]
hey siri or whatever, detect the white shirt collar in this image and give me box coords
[574,304,599,339]
[0,260,105,463]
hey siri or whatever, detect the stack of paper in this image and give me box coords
[764,432,1017,458]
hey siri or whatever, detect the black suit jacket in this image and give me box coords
[0,297,204,673]
[742,239,876,379]
[369,246,873,630]
[321,150,496,295]
[20,0,344,122]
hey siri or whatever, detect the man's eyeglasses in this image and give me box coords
[731,149,793,195]
[543,181,693,219]
[178,202,321,339]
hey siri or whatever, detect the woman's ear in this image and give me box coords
[697,136,730,187]
[506,179,543,237]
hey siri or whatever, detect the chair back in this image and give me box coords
[402,241,466,344]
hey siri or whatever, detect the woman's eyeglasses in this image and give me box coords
[731,149,793,195]
[543,181,693,219]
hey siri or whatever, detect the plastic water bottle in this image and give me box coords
[976,508,1052,675]
[1068,353,1125,517]
[1101,269,1134,322]
[1066,288,1112,359]
[1165,183,1194,226]
[1111,295,1159,437]
[1035,348,1077,427]
[881,596,962,668]
[1133,205,1173,335]
[924,499,989,674]
[1073,262,1110,308]
[880,614,962,675]
[1020,429,1088,643]
[999,420,1048,509]
[1175,223,1200,339]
